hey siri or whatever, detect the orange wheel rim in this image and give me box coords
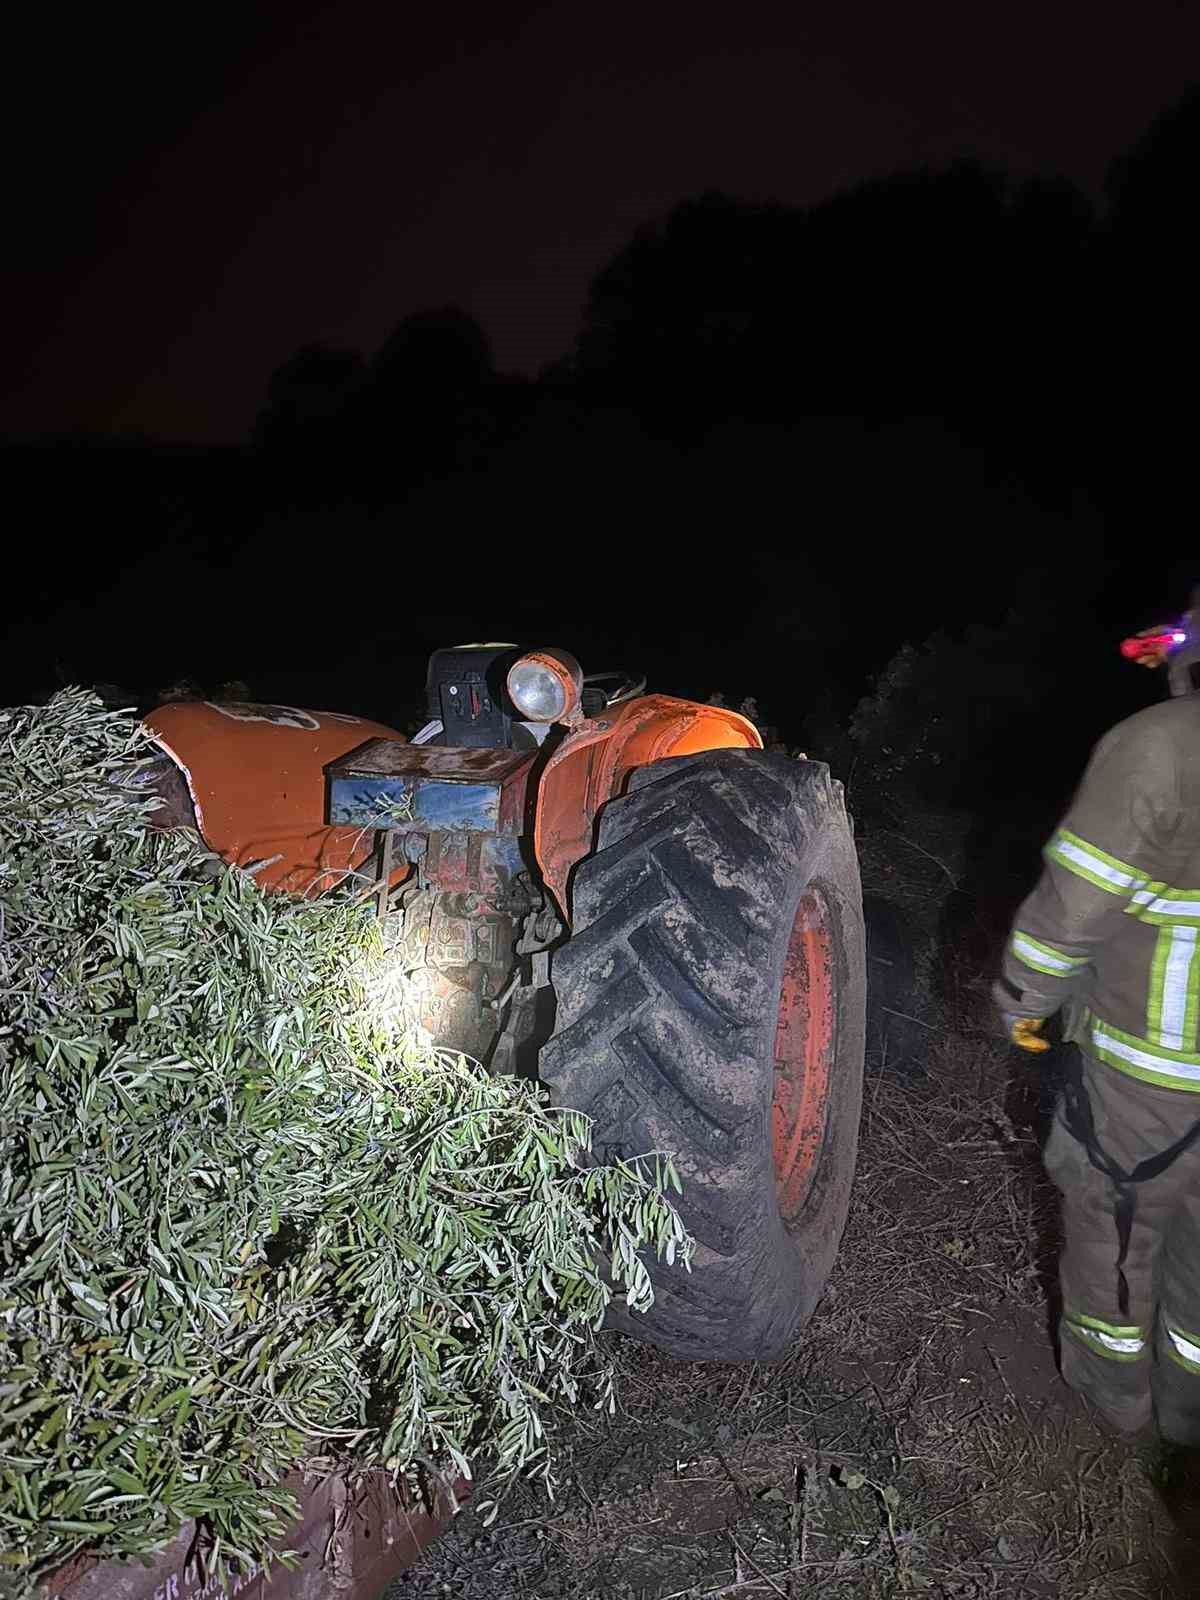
[772,886,835,1223]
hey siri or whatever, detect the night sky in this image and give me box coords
[6,0,1198,444]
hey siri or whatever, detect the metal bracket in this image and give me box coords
[375,829,395,922]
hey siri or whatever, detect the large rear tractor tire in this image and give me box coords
[540,750,865,1362]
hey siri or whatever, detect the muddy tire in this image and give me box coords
[540,750,865,1362]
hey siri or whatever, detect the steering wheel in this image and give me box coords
[583,670,647,710]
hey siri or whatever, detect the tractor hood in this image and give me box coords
[143,699,408,897]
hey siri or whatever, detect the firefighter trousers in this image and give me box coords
[1044,1049,1200,1441]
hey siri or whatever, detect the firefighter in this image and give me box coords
[995,595,1200,1443]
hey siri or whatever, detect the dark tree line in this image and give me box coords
[249,88,1197,507]
[5,87,1197,796]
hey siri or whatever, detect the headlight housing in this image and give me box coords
[506,648,584,723]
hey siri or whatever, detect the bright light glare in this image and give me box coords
[353,937,424,1039]
[508,661,567,720]
[1174,632,1187,644]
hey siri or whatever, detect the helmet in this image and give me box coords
[1121,588,1200,696]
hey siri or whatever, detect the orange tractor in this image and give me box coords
[143,644,865,1364]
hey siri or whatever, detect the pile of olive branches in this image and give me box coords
[0,691,689,1587]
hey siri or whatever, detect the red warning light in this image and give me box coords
[1121,626,1188,665]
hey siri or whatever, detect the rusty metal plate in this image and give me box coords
[329,742,534,782]
[326,741,536,834]
[45,1470,465,1600]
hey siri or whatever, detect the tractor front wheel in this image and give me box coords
[540,750,865,1362]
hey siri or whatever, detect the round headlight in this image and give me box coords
[506,649,584,723]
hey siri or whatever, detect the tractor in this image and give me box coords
[141,643,865,1365]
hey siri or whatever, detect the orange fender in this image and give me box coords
[533,696,761,921]
[144,700,408,897]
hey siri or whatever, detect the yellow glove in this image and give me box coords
[1009,1016,1051,1053]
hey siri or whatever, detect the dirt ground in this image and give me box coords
[392,823,1194,1598]
[393,1037,1194,1599]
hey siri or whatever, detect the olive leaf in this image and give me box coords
[0,690,691,1593]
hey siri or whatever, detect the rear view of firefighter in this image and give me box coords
[997,595,1200,1444]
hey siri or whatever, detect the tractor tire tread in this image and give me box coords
[541,749,864,1362]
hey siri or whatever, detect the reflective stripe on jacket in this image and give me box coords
[1000,697,1200,1091]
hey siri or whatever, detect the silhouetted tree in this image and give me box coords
[343,306,505,489]
[1107,84,1200,253]
[1102,85,1199,530]
[369,306,494,397]
[253,343,363,450]
[572,163,1102,444]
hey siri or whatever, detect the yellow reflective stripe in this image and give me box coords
[1067,1308,1144,1340]
[1010,931,1088,978]
[1147,925,1200,1051]
[1064,1306,1147,1362]
[1127,883,1200,927]
[1166,1323,1200,1374]
[1044,830,1200,924]
[1046,828,1146,896]
[1064,1320,1147,1361]
[1089,1015,1200,1090]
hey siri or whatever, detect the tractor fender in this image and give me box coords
[533,695,761,921]
[143,700,410,898]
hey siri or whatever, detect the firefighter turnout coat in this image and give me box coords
[1003,695,1200,1088]
[1001,693,1200,1438]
